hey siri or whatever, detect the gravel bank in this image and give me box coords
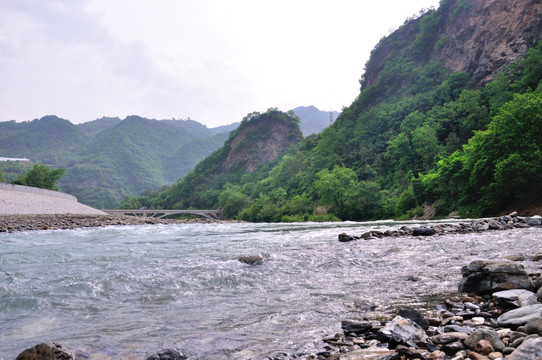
[0,214,213,232]
[0,188,105,215]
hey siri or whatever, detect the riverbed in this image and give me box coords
[0,221,540,359]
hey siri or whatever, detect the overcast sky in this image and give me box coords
[0,0,441,127]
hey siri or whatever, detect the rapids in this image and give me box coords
[0,221,540,359]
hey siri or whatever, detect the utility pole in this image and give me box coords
[329,111,334,125]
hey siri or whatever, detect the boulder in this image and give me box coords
[496,304,542,327]
[412,227,435,236]
[338,233,359,242]
[524,318,542,336]
[146,348,187,360]
[464,328,505,352]
[492,289,538,308]
[377,316,427,348]
[458,260,532,295]
[16,342,73,360]
[507,337,542,360]
[236,254,264,265]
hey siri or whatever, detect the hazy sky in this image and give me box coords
[0,0,440,127]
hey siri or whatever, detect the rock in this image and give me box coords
[524,318,542,335]
[338,343,397,359]
[488,352,503,360]
[526,217,541,226]
[429,332,469,344]
[397,309,430,330]
[507,337,542,360]
[236,254,264,265]
[15,342,73,360]
[412,227,435,236]
[496,304,542,327]
[538,287,542,302]
[464,328,505,352]
[532,276,542,291]
[458,260,532,295]
[468,352,489,360]
[504,254,526,261]
[377,316,427,348]
[492,289,538,308]
[532,253,542,262]
[474,339,494,355]
[338,233,358,242]
[341,319,373,334]
[146,349,187,360]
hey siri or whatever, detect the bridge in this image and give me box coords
[104,209,222,220]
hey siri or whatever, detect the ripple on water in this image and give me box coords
[0,223,540,359]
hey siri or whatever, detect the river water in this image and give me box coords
[0,221,540,359]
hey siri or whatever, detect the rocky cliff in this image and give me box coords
[223,111,302,173]
[362,0,542,90]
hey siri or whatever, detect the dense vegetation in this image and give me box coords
[140,2,542,221]
[12,164,66,191]
[0,116,237,208]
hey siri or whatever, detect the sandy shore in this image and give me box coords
[0,188,106,215]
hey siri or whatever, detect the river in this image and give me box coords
[0,221,540,359]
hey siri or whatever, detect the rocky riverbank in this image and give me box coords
[0,214,219,233]
[338,212,541,242]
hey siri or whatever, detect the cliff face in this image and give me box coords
[435,0,542,84]
[362,0,542,90]
[223,114,302,173]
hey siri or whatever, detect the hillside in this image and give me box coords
[0,115,237,208]
[143,0,542,220]
[146,109,303,212]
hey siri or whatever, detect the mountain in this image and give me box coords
[0,116,90,165]
[0,115,238,208]
[149,109,303,211]
[292,106,340,136]
[145,0,542,220]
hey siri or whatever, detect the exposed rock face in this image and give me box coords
[435,0,542,84]
[362,0,542,90]
[223,115,302,173]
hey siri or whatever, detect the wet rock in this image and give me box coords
[464,328,505,352]
[377,316,427,348]
[532,253,542,262]
[507,337,542,359]
[15,342,73,360]
[412,227,435,236]
[524,318,542,336]
[458,260,532,295]
[341,319,373,334]
[338,233,359,242]
[537,287,542,302]
[441,340,465,355]
[236,254,265,265]
[496,304,542,327]
[146,349,187,360]
[397,309,430,330]
[492,289,538,308]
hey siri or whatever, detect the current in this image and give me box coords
[1,221,540,359]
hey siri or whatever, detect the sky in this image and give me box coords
[0,0,441,128]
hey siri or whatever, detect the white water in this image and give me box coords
[0,221,540,359]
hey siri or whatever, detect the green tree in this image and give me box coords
[0,170,4,182]
[13,164,66,191]
[218,186,250,219]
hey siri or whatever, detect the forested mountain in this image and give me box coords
[141,0,542,220]
[0,115,237,208]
